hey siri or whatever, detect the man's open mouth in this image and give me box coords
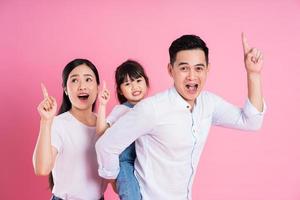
[186,84,198,91]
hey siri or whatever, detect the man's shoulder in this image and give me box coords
[198,90,220,100]
[143,88,173,104]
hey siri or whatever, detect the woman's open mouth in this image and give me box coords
[78,94,89,101]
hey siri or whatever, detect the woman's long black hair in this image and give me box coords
[49,58,100,190]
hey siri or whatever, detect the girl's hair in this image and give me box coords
[115,60,149,104]
[49,58,100,190]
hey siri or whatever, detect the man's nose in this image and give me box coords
[187,69,196,80]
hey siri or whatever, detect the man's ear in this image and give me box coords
[207,63,211,72]
[167,63,173,77]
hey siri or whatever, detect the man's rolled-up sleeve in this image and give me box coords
[212,94,266,131]
[95,99,156,179]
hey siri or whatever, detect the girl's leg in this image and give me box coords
[50,195,63,200]
[116,162,141,200]
[117,143,141,200]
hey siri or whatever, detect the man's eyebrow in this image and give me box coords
[177,62,206,67]
[178,62,189,66]
[195,63,206,67]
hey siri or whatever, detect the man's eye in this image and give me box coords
[180,67,188,71]
[196,67,204,71]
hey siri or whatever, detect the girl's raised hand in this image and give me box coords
[98,81,110,106]
[37,83,57,120]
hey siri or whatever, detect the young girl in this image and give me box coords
[33,59,107,200]
[96,60,149,200]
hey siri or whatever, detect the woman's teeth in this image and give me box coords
[78,94,89,100]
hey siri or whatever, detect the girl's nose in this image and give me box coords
[131,82,139,90]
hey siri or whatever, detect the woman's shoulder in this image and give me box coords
[53,111,72,125]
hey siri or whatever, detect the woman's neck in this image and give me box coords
[69,107,96,127]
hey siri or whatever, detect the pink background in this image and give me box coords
[1,0,300,199]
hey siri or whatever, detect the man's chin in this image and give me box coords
[185,90,200,98]
[182,94,197,103]
[176,88,200,101]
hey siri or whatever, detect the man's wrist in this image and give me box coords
[247,72,261,80]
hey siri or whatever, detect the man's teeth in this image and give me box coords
[186,84,198,89]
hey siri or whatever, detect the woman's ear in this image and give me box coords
[64,88,68,96]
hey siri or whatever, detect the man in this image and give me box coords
[96,33,266,200]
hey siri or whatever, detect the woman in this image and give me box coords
[33,59,107,200]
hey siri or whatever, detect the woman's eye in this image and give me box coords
[71,79,78,83]
[86,77,93,82]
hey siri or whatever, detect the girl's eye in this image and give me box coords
[86,77,93,82]
[136,79,142,83]
[124,82,130,86]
